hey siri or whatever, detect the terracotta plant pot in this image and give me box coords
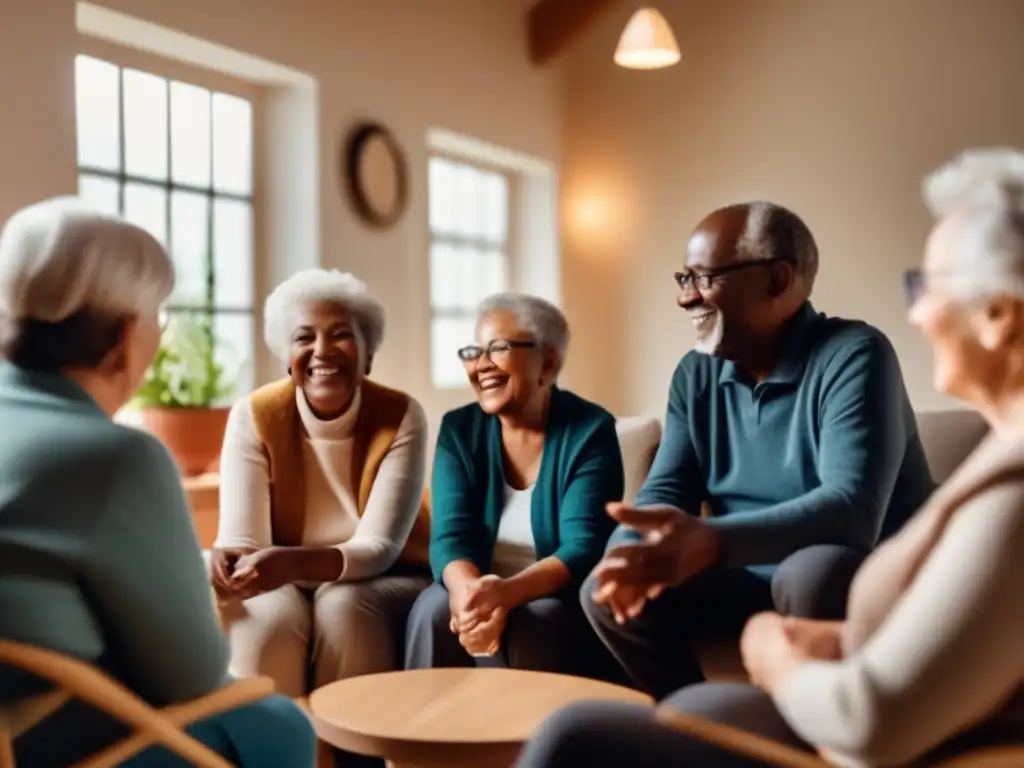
[140,406,231,477]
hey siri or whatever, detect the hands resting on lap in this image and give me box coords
[449,575,512,656]
[210,546,306,602]
[741,613,844,693]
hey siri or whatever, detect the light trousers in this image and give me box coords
[223,572,430,698]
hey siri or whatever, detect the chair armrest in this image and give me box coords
[937,747,1024,768]
[655,706,831,768]
[0,690,70,739]
[0,640,250,768]
[75,677,276,768]
[164,677,275,722]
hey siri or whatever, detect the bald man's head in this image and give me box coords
[676,201,818,364]
[687,202,818,284]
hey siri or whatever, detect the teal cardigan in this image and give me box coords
[429,387,625,585]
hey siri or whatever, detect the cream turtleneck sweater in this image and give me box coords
[215,385,428,582]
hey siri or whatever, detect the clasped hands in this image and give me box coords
[211,546,299,602]
[592,502,721,624]
[449,575,513,656]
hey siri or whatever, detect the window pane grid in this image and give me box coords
[75,54,256,394]
[428,155,511,388]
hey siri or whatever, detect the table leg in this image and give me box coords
[316,740,334,768]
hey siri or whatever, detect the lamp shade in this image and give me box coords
[614,7,681,70]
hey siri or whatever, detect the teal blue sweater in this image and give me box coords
[615,303,935,568]
[0,364,231,764]
[429,387,624,584]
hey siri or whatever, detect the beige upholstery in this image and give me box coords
[615,416,662,504]
[916,408,989,484]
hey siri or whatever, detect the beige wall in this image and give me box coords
[0,0,562,428]
[6,0,1023,426]
[561,0,1024,417]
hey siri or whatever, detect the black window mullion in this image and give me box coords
[75,167,252,204]
[117,66,126,215]
[207,91,216,320]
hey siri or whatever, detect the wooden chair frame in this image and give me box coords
[656,707,1024,767]
[0,640,275,768]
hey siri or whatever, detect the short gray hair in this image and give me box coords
[0,196,174,371]
[923,147,1024,299]
[737,201,819,284]
[263,268,386,364]
[476,292,570,374]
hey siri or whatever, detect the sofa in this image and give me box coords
[615,407,990,680]
[191,408,989,679]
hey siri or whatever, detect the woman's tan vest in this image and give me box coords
[247,377,431,566]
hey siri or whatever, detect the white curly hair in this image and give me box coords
[923,147,1024,300]
[263,268,385,365]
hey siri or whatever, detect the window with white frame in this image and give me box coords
[74,53,255,396]
[427,156,510,388]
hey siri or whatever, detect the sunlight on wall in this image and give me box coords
[563,174,636,263]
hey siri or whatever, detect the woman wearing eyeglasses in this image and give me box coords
[405,293,625,676]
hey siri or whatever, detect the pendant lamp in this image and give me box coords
[614,7,681,70]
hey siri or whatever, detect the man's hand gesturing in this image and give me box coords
[592,502,720,623]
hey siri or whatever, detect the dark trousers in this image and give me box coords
[582,544,866,699]
[404,581,616,678]
[515,682,812,768]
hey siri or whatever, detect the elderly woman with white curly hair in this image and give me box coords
[0,198,315,767]
[517,149,1024,767]
[212,268,431,705]
[405,292,624,677]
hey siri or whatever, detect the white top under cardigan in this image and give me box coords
[491,484,538,577]
[215,385,428,582]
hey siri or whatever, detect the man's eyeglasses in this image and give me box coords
[904,269,956,305]
[674,255,792,291]
[903,269,924,306]
[457,339,537,362]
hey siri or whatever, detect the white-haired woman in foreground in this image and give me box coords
[0,198,314,767]
[516,149,1024,767]
[212,269,431,710]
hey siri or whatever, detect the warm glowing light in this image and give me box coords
[576,198,603,229]
[614,7,681,70]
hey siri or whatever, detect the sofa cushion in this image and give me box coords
[915,408,988,484]
[615,416,662,504]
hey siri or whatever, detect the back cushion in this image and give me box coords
[615,416,662,503]
[915,408,989,484]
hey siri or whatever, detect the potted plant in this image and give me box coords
[132,311,236,476]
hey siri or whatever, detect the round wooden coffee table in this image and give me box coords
[308,668,652,768]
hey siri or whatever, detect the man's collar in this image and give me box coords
[720,302,820,386]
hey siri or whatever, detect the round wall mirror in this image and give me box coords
[343,121,408,229]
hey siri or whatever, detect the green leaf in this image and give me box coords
[131,313,238,410]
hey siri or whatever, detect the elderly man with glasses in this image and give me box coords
[582,201,935,700]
